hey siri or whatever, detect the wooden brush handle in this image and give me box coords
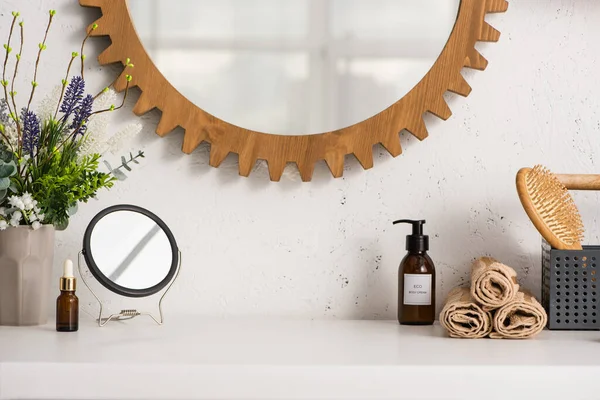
[556,174,600,190]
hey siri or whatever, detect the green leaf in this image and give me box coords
[67,203,78,216]
[0,189,6,201]
[112,169,127,181]
[55,219,69,231]
[0,160,17,178]
[12,11,20,17]
[8,183,17,193]
[0,177,9,191]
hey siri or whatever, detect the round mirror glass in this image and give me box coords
[83,205,179,297]
[128,0,460,135]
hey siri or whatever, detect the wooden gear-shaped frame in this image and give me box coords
[80,0,508,182]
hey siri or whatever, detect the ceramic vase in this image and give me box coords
[0,225,55,326]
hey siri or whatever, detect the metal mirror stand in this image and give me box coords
[77,250,182,326]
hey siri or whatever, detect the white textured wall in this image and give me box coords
[1,0,600,319]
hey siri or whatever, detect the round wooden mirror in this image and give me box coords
[80,0,508,181]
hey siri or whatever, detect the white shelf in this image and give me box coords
[0,317,598,399]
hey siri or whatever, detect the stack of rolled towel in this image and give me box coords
[440,257,547,339]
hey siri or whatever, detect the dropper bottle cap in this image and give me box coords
[59,259,76,292]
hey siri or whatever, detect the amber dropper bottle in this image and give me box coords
[56,259,79,332]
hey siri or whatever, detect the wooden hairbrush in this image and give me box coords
[516,165,600,250]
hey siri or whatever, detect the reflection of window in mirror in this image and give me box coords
[90,212,172,290]
[128,0,459,135]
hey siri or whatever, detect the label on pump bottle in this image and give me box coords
[403,274,432,305]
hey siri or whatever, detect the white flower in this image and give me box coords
[21,193,34,211]
[106,122,143,155]
[8,196,25,210]
[9,218,19,227]
[33,206,41,214]
[10,211,22,223]
[79,88,118,156]
[93,88,118,113]
[31,221,41,230]
[37,214,45,222]
[0,207,5,217]
[5,125,18,148]
[0,220,7,230]
[38,84,62,122]
[29,213,38,222]
[78,135,104,157]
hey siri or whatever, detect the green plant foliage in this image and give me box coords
[32,154,115,228]
[0,10,141,230]
[0,159,16,200]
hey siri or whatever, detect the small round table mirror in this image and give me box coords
[128,0,460,135]
[83,205,179,298]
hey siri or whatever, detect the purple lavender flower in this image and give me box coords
[70,94,93,135]
[59,76,85,118]
[21,108,40,156]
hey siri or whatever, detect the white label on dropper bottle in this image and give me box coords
[403,274,432,305]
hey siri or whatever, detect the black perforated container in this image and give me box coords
[542,240,600,330]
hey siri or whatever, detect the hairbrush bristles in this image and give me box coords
[517,165,584,250]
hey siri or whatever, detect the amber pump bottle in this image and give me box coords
[393,220,435,325]
[56,259,79,332]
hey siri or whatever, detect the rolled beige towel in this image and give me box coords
[440,287,493,339]
[471,257,519,311]
[490,291,547,339]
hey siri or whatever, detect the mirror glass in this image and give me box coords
[128,0,460,135]
[89,210,173,290]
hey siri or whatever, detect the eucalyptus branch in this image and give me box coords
[106,151,145,180]
[2,13,18,125]
[111,151,145,173]
[26,10,55,114]
[54,53,78,120]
